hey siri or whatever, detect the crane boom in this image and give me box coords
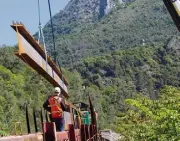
[163,0,180,31]
[11,22,69,98]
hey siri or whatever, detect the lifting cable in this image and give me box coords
[47,0,65,91]
[38,0,48,72]
[47,0,56,64]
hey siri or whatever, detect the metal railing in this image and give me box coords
[25,104,47,134]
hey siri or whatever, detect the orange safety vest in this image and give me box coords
[48,96,63,118]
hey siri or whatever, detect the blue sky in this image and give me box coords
[0,0,69,46]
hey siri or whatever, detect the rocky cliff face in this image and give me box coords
[99,0,115,18]
[43,0,118,41]
[50,0,116,25]
[60,0,99,23]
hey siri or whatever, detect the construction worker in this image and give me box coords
[43,87,66,131]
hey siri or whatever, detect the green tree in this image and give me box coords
[115,86,180,140]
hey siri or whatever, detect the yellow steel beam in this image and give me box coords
[11,22,69,98]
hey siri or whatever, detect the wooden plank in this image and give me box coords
[69,124,76,141]
[80,125,86,141]
[56,131,69,141]
[42,122,56,141]
[85,125,90,141]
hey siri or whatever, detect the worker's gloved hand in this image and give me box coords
[53,96,62,103]
[58,97,62,103]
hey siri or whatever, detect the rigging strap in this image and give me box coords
[38,0,48,72]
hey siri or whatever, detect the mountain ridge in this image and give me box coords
[42,0,179,67]
[43,0,118,40]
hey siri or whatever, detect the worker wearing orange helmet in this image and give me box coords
[43,87,66,131]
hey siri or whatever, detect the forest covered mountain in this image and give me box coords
[0,0,180,139]
[43,0,179,67]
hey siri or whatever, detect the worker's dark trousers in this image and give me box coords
[52,117,64,131]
